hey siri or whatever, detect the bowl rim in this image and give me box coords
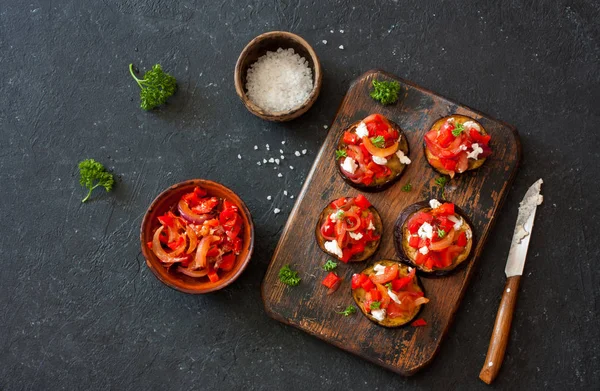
[140,179,255,294]
[234,30,322,119]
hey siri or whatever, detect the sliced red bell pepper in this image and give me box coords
[436,123,455,147]
[353,194,371,209]
[470,129,491,146]
[351,273,368,290]
[207,269,220,283]
[192,197,219,214]
[206,246,220,257]
[391,268,416,291]
[193,186,207,197]
[217,253,236,271]
[411,318,427,327]
[441,157,458,171]
[322,272,342,289]
[157,212,176,227]
[369,288,382,302]
[167,236,185,250]
[343,131,359,145]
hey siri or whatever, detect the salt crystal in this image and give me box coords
[339,29,344,33]
[322,40,327,44]
[294,151,301,156]
[323,125,328,129]
[279,149,284,154]
[278,173,283,178]
[273,208,281,214]
[263,158,267,163]
[302,149,307,155]
[330,29,334,33]
[268,158,275,163]
[281,141,285,145]
[283,191,288,196]
[339,45,344,50]
[275,159,280,164]
[257,161,261,165]
[237,154,242,159]
[280,155,285,160]
[266,144,270,150]
[267,195,272,200]
[290,195,294,199]
[254,145,258,150]
[290,166,294,170]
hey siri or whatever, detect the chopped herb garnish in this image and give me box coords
[370,301,381,310]
[370,79,401,105]
[370,135,386,148]
[401,183,412,192]
[278,265,301,286]
[335,149,347,160]
[435,176,449,200]
[437,228,446,238]
[337,305,357,316]
[385,282,393,289]
[452,123,465,137]
[78,159,115,203]
[335,210,345,219]
[322,260,338,271]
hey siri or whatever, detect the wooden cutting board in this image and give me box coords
[261,70,521,376]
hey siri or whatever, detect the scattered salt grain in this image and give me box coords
[254,145,258,150]
[267,195,272,200]
[237,154,242,159]
[280,155,285,160]
[322,40,327,44]
[263,158,267,163]
[323,125,328,129]
[275,159,280,164]
[290,195,294,199]
[257,161,261,165]
[330,29,334,33]
[339,29,344,33]
[302,149,307,155]
[281,141,285,145]
[283,191,288,196]
[339,45,344,50]
[246,48,313,112]
[278,173,283,178]
[269,158,275,163]
[295,151,301,156]
[273,208,281,214]
[279,149,284,154]
[289,166,294,170]
[266,144,270,150]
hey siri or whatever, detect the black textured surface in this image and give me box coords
[1,0,598,390]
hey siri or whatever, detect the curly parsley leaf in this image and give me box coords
[435,176,449,200]
[322,260,338,271]
[78,159,114,203]
[437,228,446,238]
[370,301,381,310]
[335,149,347,160]
[370,79,401,105]
[452,123,465,137]
[129,63,177,110]
[401,183,412,192]
[278,265,301,286]
[370,135,386,148]
[337,305,357,316]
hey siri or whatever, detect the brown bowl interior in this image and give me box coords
[140,179,254,294]
[234,31,322,121]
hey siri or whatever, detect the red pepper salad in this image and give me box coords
[338,114,410,186]
[424,116,492,177]
[148,186,243,281]
[406,200,470,270]
[319,195,381,262]
[351,262,428,322]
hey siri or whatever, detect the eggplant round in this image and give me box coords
[336,118,410,192]
[424,115,488,177]
[393,201,475,276]
[352,259,425,328]
[315,199,382,262]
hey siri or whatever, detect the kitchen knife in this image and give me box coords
[479,179,543,384]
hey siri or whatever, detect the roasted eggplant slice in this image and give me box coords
[315,195,382,263]
[351,259,427,327]
[393,200,474,276]
[336,114,410,192]
[423,115,492,178]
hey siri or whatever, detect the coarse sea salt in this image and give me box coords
[246,48,313,112]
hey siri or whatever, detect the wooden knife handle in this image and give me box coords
[479,275,521,384]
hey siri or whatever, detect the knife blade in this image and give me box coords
[479,179,543,384]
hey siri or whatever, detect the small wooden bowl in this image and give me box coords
[234,31,322,122]
[140,179,254,294]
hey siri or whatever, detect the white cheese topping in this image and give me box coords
[447,117,456,124]
[459,144,468,151]
[348,232,363,240]
[395,150,411,165]
[371,308,386,321]
[418,222,434,239]
[388,289,402,305]
[448,215,463,230]
[372,155,388,165]
[419,246,429,255]
[367,221,376,230]
[329,212,338,222]
[373,264,386,275]
[340,157,358,174]
[467,143,483,160]
[355,122,369,138]
[429,199,442,209]
[463,120,481,132]
[324,240,343,258]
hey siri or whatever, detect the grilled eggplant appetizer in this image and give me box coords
[336,114,411,192]
[424,115,492,178]
[315,195,382,262]
[351,260,428,327]
[394,200,474,276]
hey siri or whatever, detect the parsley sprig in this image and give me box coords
[370,79,401,105]
[437,228,446,238]
[435,176,449,200]
[335,149,347,160]
[370,301,381,310]
[278,265,301,286]
[370,136,386,148]
[452,123,465,137]
[129,63,177,110]
[322,260,338,271]
[401,183,412,192]
[78,159,114,203]
[337,305,357,316]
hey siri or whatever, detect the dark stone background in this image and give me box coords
[1,0,598,390]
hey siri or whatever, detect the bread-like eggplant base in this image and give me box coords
[315,202,382,263]
[424,115,487,176]
[393,201,474,276]
[352,260,425,327]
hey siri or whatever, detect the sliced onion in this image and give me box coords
[429,229,456,251]
[152,226,188,264]
[178,199,212,224]
[363,136,399,158]
[327,278,342,295]
[185,225,198,254]
[177,266,209,278]
[413,297,430,306]
[191,235,219,270]
[343,211,361,232]
[335,220,347,248]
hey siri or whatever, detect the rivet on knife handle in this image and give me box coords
[479,275,521,384]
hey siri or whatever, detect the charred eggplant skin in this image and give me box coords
[352,259,425,328]
[336,118,410,192]
[393,201,476,277]
[314,200,383,263]
[423,115,487,176]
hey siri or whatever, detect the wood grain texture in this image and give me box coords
[260,69,521,376]
[479,276,522,384]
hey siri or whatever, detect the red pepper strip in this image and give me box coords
[411,318,427,327]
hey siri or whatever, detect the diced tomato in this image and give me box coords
[441,245,463,267]
[470,129,491,146]
[359,143,371,161]
[408,235,420,248]
[370,264,398,284]
[436,216,455,233]
[354,194,371,209]
[343,131,359,145]
[330,197,347,209]
[387,300,406,318]
[351,273,369,290]
[411,318,427,327]
[415,251,429,266]
[407,211,434,234]
[216,253,236,271]
[321,220,335,238]
[157,212,176,227]
[391,268,416,291]
[369,288,382,302]
[432,203,455,216]
[376,283,391,309]
[193,186,207,197]
[361,278,375,291]
[441,158,458,171]
[322,272,342,289]
[456,231,468,247]
[436,125,455,147]
[167,236,185,250]
[361,172,374,185]
[222,199,238,211]
[425,252,442,269]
